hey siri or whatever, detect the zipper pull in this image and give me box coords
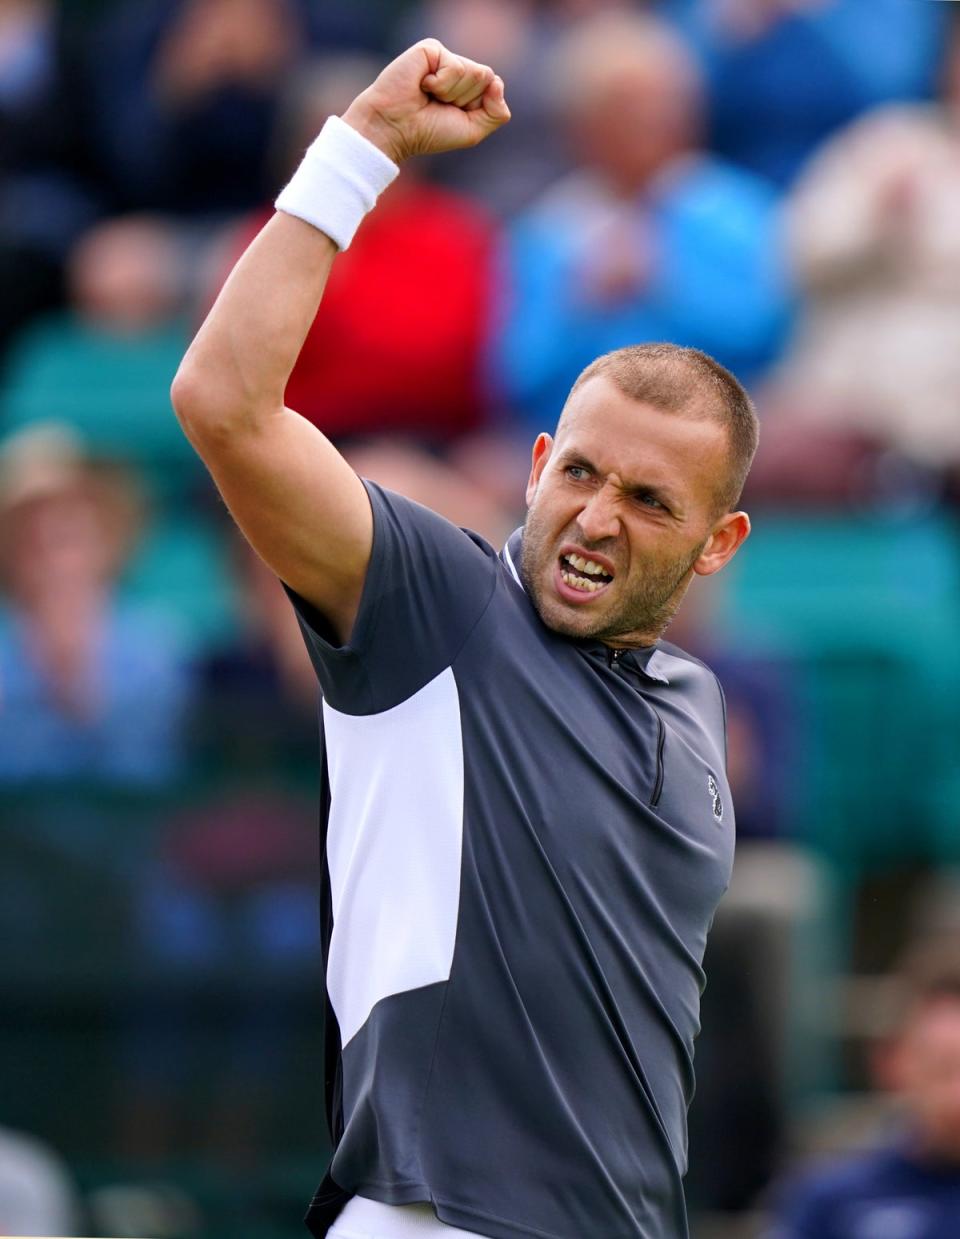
[607,647,623,668]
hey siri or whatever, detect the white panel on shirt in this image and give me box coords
[330,1196,487,1238]
[323,668,465,1048]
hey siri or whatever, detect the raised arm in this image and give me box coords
[171,40,509,643]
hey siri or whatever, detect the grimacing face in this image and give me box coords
[520,376,750,647]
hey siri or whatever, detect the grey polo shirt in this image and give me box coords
[289,481,735,1239]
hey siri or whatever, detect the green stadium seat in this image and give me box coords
[121,514,239,654]
[0,313,202,505]
[716,508,960,876]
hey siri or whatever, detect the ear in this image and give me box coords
[525,433,554,507]
[693,510,751,578]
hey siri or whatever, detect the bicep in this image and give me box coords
[190,404,373,644]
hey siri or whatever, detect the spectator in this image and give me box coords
[767,937,960,1237]
[0,0,382,360]
[0,215,201,502]
[494,10,790,433]
[82,0,310,216]
[0,424,190,784]
[77,0,390,219]
[663,0,945,188]
[768,15,960,471]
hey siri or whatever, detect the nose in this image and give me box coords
[577,482,621,543]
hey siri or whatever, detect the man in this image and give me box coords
[172,39,752,1239]
[0,424,189,785]
[768,939,960,1238]
[771,7,960,470]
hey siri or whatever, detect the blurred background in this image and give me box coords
[1,0,960,1236]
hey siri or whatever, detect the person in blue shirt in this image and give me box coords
[768,938,960,1238]
[0,424,190,786]
[662,0,946,189]
[493,10,790,436]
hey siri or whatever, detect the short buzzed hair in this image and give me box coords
[566,343,759,513]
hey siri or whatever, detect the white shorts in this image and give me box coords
[328,1194,490,1239]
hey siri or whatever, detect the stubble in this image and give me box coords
[520,503,705,645]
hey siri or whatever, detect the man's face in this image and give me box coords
[569,69,695,192]
[889,998,960,1161]
[6,490,113,598]
[520,377,749,647]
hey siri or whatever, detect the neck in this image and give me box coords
[604,634,659,651]
[603,573,693,650]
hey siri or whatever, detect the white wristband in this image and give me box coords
[275,115,400,250]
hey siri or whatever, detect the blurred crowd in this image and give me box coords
[2,1,960,1237]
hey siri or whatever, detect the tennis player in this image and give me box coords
[173,39,754,1239]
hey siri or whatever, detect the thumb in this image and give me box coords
[468,75,511,127]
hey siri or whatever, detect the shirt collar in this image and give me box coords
[500,527,670,685]
[502,526,524,589]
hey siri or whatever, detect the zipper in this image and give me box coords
[650,710,665,807]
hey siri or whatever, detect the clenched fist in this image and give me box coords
[342,39,510,164]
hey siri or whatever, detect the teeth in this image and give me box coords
[561,570,603,593]
[564,554,609,577]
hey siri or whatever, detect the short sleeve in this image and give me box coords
[285,480,499,715]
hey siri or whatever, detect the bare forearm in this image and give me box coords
[172,213,337,437]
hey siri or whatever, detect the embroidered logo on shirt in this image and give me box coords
[707,774,723,823]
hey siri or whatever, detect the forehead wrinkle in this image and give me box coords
[558,371,743,521]
[556,444,685,512]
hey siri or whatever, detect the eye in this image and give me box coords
[636,492,665,511]
[565,465,590,482]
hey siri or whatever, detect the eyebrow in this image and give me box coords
[559,450,682,513]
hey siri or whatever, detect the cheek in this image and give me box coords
[530,485,574,533]
[621,525,666,565]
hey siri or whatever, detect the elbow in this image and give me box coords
[171,357,243,450]
[170,358,209,440]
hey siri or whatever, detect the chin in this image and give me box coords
[535,595,604,639]
[543,615,594,639]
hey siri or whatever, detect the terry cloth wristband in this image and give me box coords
[275,114,400,251]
